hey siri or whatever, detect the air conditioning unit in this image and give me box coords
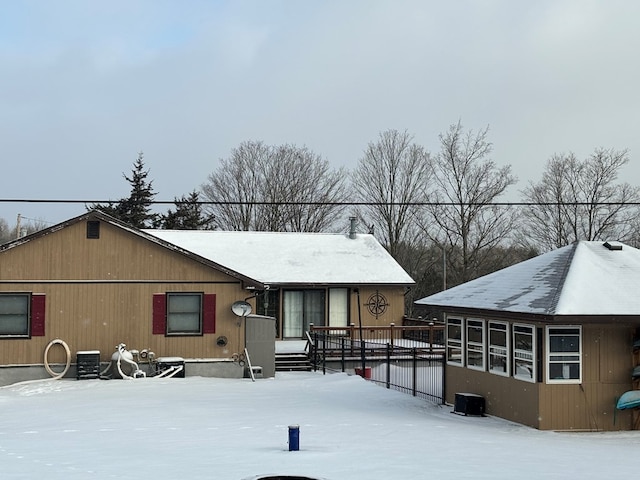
[76,350,101,380]
[454,393,485,416]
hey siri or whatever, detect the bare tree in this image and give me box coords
[352,129,434,313]
[520,148,639,251]
[201,141,264,231]
[518,154,575,250]
[352,129,432,258]
[0,215,50,243]
[0,217,11,244]
[423,121,517,284]
[201,141,348,232]
[274,145,348,232]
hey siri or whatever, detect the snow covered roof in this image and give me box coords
[143,229,415,287]
[415,241,640,316]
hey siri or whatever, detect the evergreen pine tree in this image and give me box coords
[158,191,215,230]
[89,152,158,228]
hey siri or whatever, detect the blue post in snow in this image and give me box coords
[288,425,300,451]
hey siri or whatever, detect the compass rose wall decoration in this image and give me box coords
[365,290,389,319]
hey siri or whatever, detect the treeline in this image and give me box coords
[1,121,637,313]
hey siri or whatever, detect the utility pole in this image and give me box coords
[442,246,447,291]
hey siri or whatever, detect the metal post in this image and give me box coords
[386,343,391,389]
[321,332,326,375]
[412,348,417,397]
[441,352,446,405]
[390,323,395,353]
[312,331,318,372]
[355,289,366,377]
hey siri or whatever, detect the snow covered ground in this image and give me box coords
[1,372,639,479]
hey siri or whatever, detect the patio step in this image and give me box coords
[275,352,312,372]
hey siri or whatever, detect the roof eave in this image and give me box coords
[415,303,555,323]
[259,282,415,289]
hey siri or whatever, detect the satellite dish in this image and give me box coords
[231,300,252,317]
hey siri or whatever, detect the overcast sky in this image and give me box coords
[2,1,639,227]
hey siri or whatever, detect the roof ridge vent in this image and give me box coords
[603,241,623,251]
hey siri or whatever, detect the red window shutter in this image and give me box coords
[31,294,46,337]
[152,294,167,335]
[203,294,216,334]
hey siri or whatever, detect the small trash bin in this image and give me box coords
[355,367,371,379]
[288,425,300,451]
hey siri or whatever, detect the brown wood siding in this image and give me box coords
[0,282,247,366]
[538,325,633,431]
[0,221,239,283]
[443,313,637,431]
[1,219,410,367]
[446,365,541,428]
[353,287,406,327]
[0,220,248,366]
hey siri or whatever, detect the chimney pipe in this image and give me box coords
[349,217,357,239]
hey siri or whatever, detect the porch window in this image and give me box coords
[0,293,30,337]
[446,317,464,366]
[513,324,536,383]
[489,321,509,376]
[282,290,325,338]
[466,319,485,370]
[546,326,581,383]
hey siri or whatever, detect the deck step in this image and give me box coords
[275,352,312,372]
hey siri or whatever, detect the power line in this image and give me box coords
[1,199,640,207]
[16,214,56,226]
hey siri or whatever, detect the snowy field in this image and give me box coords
[1,372,639,480]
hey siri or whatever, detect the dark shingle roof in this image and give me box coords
[416,241,640,316]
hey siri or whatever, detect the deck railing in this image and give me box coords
[308,331,445,405]
[309,318,445,353]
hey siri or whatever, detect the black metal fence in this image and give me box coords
[309,331,445,405]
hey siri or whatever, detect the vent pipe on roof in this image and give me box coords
[349,217,357,239]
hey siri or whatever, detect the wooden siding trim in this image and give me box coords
[0,280,241,285]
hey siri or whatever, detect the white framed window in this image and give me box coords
[513,324,536,383]
[446,317,464,366]
[488,321,509,376]
[466,319,485,371]
[546,326,581,384]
